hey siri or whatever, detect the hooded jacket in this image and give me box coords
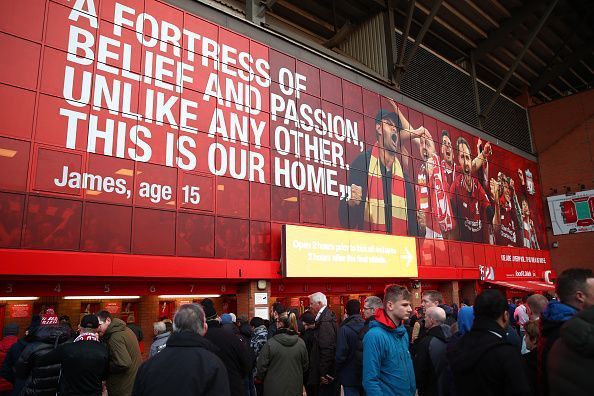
[362,309,416,396]
[447,316,530,396]
[132,330,230,396]
[547,306,594,396]
[15,325,71,396]
[335,314,365,387]
[102,317,142,396]
[537,300,577,396]
[256,328,308,396]
[413,324,450,396]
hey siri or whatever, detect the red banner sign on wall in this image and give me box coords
[0,0,547,267]
[9,303,31,318]
[103,302,121,315]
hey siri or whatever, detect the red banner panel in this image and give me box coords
[10,303,31,318]
[0,0,548,272]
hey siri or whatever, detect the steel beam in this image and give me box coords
[480,0,558,121]
[245,0,265,24]
[384,0,398,82]
[474,0,544,61]
[470,52,482,129]
[530,39,594,95]
[394,0,443,87]
[395,0,415,73]
[323,20,355,48]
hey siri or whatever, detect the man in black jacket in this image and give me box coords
[200,299,252,396]
[15,319,71,396]
[413,306,450,396]
[38,314,109,396]
[132,304,230,396]
[447,289,530,396]
[336,299,364,396]
[308,292,338,396]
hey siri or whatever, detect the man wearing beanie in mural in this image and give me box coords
[201,298,252,396]
[339,99,417,235]
[37,314,109,396]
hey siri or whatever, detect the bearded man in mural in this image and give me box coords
[449,137,501,243]
[492,172,524,247]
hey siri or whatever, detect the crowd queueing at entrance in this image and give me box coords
[0,268,593,396]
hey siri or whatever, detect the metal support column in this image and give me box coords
[470,52,482,129]
[394,0,443,88]
[383,0,398,82]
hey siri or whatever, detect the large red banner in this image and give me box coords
[0,0,547,265]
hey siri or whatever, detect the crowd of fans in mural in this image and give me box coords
[0,268,592,396]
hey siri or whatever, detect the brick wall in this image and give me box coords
[529,88,594,273]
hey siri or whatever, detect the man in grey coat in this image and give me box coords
[149,321,170,358]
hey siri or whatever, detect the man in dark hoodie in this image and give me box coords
[447,289,530,396]
[200,299,252,396]
[335,299,364,396]
[413,306,451,396]
[132,304,230,396]
[308,292,338,396]
[538,268,594,396]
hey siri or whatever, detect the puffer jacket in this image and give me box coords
[548,305,594,396]
[15,325,71,396]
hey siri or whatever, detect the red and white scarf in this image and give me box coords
[74,332,99,342]
[365,144,407,234]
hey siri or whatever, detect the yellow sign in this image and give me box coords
[283,225,418,278]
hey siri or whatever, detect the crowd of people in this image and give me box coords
[0,268,592,396]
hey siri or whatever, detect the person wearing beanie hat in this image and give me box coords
[220,314,239,336]
[336,299,365,395]
[202,300,253,396]
[201,298,218,321]
[221,314,233,325]
[14,316,71,396]
[34,314,109,396]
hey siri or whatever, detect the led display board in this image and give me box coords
[282,225,418,278]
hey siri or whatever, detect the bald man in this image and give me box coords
[413,307,450,396]
[526,294,548,321]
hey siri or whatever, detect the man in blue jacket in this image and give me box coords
[336,299,365,396]
[363,284,416,396]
